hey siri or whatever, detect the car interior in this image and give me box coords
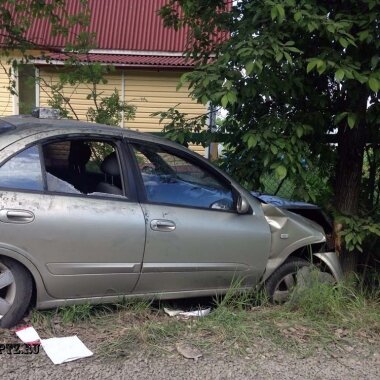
[42,139,125,197]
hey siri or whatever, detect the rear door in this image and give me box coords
[129,142,271,294]
[0,137,146,299]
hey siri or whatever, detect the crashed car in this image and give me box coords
[0,114,342,328]
[251,193,335,251]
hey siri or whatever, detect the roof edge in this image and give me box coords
[88,49,186,57]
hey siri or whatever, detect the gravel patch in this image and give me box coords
[1,334,379,379]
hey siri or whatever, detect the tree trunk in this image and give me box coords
[334,113,367,273]
[333,84,369,273]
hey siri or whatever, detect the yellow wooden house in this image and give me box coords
[0,0,207,155]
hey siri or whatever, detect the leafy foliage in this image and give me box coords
[87,91,136,126]
[152,105,210,146]
[159,1,380,258]
[337,215,380,253]
[160,0,379,193]
[42,63,136,126]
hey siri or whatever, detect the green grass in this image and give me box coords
[30,275,380,358]
[286,273,380,333]
[31,298,153,329]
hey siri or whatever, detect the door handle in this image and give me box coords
[150,219,176,232]
[0,209,35,223]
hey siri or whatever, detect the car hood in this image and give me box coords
[250,192,319,209]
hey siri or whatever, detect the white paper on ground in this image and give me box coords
[15,326,41,345]
[180,308,211,317]
[163,308,183,317]
[40,335,93,364]
[164,307,211,318]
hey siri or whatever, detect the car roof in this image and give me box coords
[0,115,181,151]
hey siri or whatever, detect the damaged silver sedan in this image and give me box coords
[0,114,342,328]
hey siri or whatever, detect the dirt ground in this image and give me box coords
[1,322,379,380]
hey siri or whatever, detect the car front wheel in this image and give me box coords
[264,257,334,303]
[0,257,32,328]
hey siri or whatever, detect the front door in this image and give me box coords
[130,142,271,294]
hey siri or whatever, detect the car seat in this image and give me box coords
[96,152,123,195]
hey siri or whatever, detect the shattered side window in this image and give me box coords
[0,146,44,191]
[46,172,80,194]
[42,139,125,197]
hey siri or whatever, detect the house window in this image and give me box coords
[18,65,36,114]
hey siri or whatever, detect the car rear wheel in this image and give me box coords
[264,258,315,303]
[0,258,32,328]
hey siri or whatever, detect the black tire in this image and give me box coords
[0,257,33,328]
[264,258,310,304]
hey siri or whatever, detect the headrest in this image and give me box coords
[101,152,120,176]
[68,141,92,167]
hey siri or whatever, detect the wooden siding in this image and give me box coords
[123,70,205,155]
[39,68,122,121]
[0,61,14,116]
[39,68,206,155]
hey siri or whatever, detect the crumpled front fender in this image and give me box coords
[314,251,343,282]
[261,204,343,282]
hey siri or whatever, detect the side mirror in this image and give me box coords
[237,195,250,214]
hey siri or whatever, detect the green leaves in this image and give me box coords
[221,90,237,108]
[335,69,345,82]
[270,144,278,155]
[271,4,285,23]
[283,51,292,63]
[275,165,287,180]
[245,60,263,75]
[158,0,380,215]
[86,91,136,126]
[221,95,228,108]
[227,91,237,104]
[338,37,349,49]
[338,215,380,253]
[357,29,370,42]
[245,62,254,75]
[368,77,379,92]
[275,52,283,62]
[243,132,258,149]
[334,112,348,125]
[293,11,302,22]
[334,112,358,129]
[306,59,324,74]
[248,135,258,148]
[306,60,317,74]
[347,113,356,129]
